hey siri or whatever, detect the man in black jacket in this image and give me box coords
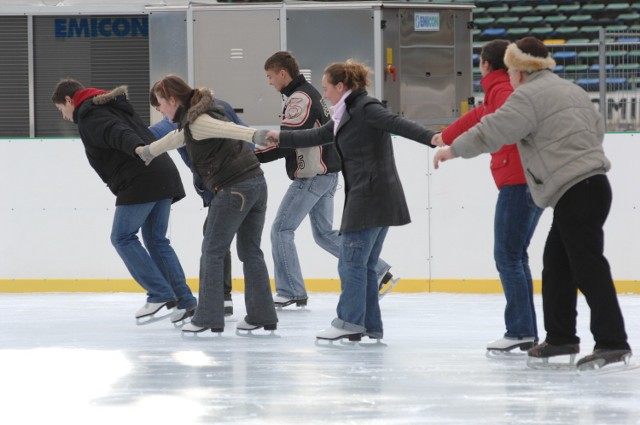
[52,79,195,323]
[257,52,396,309]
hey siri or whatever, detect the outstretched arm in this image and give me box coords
[363,101,436,147]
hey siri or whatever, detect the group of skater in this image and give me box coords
[52,36,632,371]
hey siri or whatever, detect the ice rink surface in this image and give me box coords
[0,292,638,425]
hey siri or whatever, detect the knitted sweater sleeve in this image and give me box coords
[148,114,257,157]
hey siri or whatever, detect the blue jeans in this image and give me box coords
[111,199,196,309]
[272,173,390,300]
[332,226,389,338]
[494,184,543,339]
[192,175,277,329]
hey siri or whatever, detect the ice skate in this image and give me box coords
[486,336,536,358]
[378,272,400,299]
[526,341,580,370]
[315,325,363,347]
[357,332,386,347]
[224,299,233,317]
[576,349,636,375]
[135,300,177,325]
[235,319,278,337]
[274,294,308,310]
[181,322,224,338]
[171,306,196,328]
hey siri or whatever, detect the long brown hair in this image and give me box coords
[324,59,371,90]
[152,74,209,108]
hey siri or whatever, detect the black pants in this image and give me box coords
[542,174,629,350]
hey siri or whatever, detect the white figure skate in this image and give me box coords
[171,307,195,328]
[486,336,536,358]
[273,295,308,310]
[135,301,177,325]
[235,319,278,338]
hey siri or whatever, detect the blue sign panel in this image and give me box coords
[414,13,440,32]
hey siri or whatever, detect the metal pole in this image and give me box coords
[598,27,606,127]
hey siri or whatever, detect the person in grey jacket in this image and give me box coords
[265,60,436,342]
[433,37,631,370]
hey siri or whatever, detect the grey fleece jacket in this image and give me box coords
[450,70,609,208]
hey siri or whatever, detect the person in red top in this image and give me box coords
[433,40,543,354]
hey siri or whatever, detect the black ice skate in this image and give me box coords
[576,349,635,375]
[486,336,536,358]
[526,341,580,370]
[235,319,278,338]
[273,295,308,310]
[378,272,400,299]
[135,301,177,325]
[224,299,233,317]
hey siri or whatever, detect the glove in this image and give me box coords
[252,129,277,151]
[252,129,269,146]
[138,145,156,165]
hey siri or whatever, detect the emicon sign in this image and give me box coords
[54,17,148,38]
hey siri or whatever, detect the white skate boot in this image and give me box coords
[486,336,536,358]
[135,301,177,325]
[273,294,308,309]
[315,326,362,346]
[181,322,224,336]
[171,307,196,328]
[235,319,278,337]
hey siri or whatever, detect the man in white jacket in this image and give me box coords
[433,37,631,371]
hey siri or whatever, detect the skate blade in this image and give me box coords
[135,308,175,325]
[379,277,400,299]
[235,329,280,339]
[577,355,639,376]
[486,349,527,359]
[526,354,577,371]
[314,339,361,349]
[172,318,192,329]
[180,330,224,339]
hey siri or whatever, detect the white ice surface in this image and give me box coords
[0,292,639,425]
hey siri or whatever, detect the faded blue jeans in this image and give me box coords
[192,175,277,329]
[111,198,196,309]
[332,226,389,338]
[272,173,390,300]
[494,184,543,339]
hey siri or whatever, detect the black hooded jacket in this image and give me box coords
[73,86,185,205]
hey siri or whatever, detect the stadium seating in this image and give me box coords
[468,0,639,93]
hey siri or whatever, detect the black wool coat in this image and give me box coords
[279,90,435,232]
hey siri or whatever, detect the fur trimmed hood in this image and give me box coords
[504,43,556,73]
[186,88,214,124]
[93,86,128,105]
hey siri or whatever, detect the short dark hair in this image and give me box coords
[264,51,300,77]
[51,78,85,104]
[480,40,509,72]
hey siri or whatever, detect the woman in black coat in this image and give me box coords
[266,60,436,341]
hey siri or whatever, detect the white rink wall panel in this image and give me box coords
[0,133,638,283]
